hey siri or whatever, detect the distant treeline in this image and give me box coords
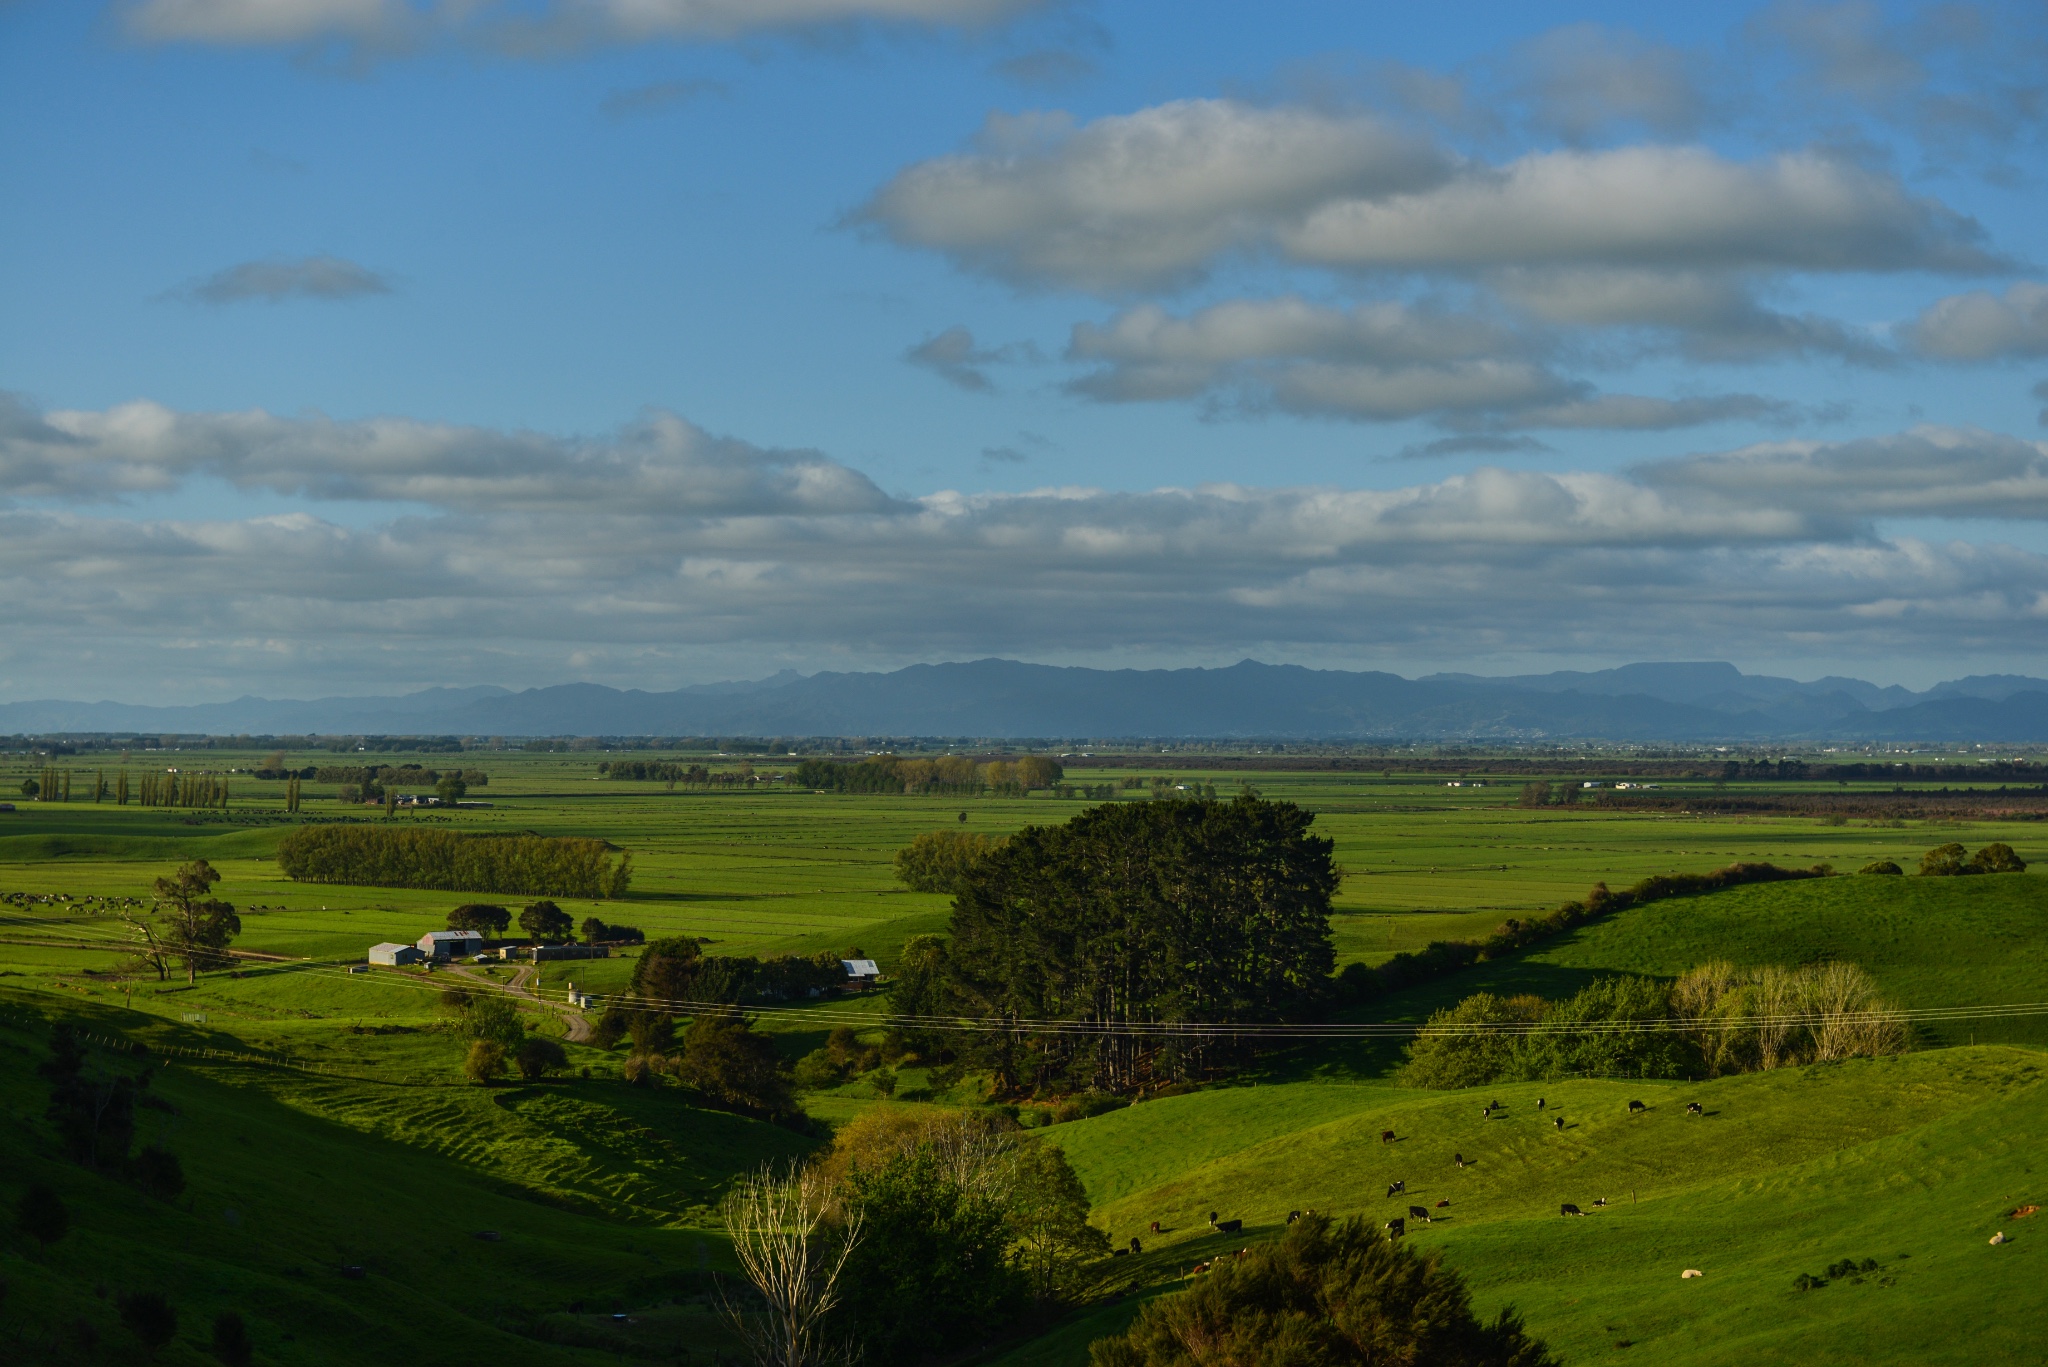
[276,827,631,898]
[253,763,488,786]
[596,761,767,787]
[1064,755,2048,781]
[1599,787,2048,819]
[794,755,1063,795]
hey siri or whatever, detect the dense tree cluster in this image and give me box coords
[933,796,1338,1093]
[794,754,1062,796]
[893,829,1007,893]
[277,827,632,897]
[1090,1213,1553,1367]
[1919,841,2027,875]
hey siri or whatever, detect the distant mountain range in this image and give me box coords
[3,660,2047,742]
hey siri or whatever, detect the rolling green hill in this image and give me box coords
[998,1049,2048,1367]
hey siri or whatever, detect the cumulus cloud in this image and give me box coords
[1282,146,1994,274]
[1064,298,1796,430]
[0,396,897,516]
[4,393,2047,686]
[176,256,392,305]
[867,102,1996,293]
[124,0,1041,52]
[1637,425,2048,520]
[858,100,1450,291]
[1491,267,1890,363]
[1900,282,2048,360]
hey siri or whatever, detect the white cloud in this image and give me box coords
[868,101,1997,293]
[0,397,896,515]
[1490,267,1889,363]
[176,255,392,304]
[1063,298,1796,429]
[7,394,2046,690]
[1282,146,1994,274]
[858,100,1450,291]
[1899,282,2048,360]
[1636,425,2048,518]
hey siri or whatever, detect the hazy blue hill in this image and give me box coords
[5,660,2047,740]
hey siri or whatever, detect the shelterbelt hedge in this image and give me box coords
[277,826,631,898]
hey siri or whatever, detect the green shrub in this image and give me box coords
[1919,843,1972,876]
[1971,842,2027,873]
[1087,1212,1554,1367]
[1859,860,1903,875]
[515,1036,569,1081]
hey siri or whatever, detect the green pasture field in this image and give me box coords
[2,745,2045,1363]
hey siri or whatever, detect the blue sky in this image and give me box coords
[3,0,2047,700]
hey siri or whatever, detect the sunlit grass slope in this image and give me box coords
[999,1048,2048,1367]
[1324,872,2048,1053]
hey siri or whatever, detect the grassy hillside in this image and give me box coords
[998,1048,2048,1367]
[0,995,812,1365]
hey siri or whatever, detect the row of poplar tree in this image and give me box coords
[19,768,243,809]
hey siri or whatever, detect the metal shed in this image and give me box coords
[369,942,424,967]
[416,929,484,960]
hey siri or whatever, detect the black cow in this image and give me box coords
[1408,1205,1431,1222]
[1386,1218,1406,1238]
[1215,1218,1242,1235]
[1553,1116,1565,1130]
[1686,1102,1703,1115]
[1387,1180,1406,1197]
[1560,1204,1585,1216]
[1453,1152,1466,1168]
[1380,1129,1396,1144]
[1209,1211,1219,1225]
[1129,1236,1142,1254]
[1628,1100,1647,1114]
[1536,1097,1546,1110]
[1287,1210,1302,1224]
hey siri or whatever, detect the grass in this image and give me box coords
[3,747,2046,1363]
[994,1048,2048,1367]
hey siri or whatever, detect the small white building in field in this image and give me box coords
[842,958,880,989]
[417,929,484,960]
[369,942,424,967]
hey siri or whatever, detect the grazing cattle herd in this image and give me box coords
[1177,1092,1730,1278]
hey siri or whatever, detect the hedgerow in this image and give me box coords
[276,826,631,898]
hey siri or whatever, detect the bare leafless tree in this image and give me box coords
[721,1164,864,1367]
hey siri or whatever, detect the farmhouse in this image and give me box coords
[417,929,484,960]
[369,942,425,967]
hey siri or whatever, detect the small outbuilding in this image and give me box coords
[417,929,484,960]
[369,942,425,967]
[842,958,881,989]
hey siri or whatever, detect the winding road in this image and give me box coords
[448,960,592,1043]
